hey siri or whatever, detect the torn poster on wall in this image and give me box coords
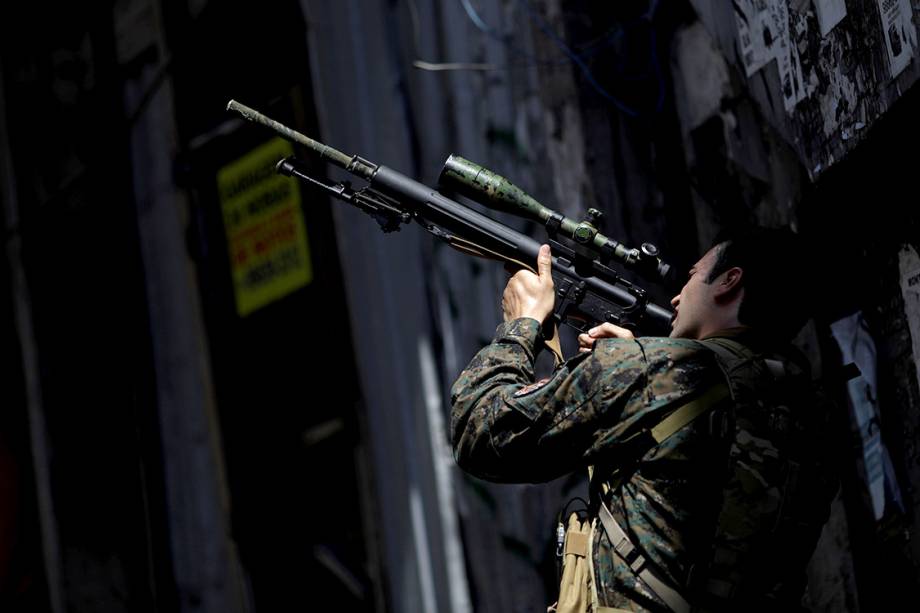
[691,0,920,180]
[734,0,806,112]
[814,0,847,37]
[899,244,920,389]
[876,0,917,79]
[830,312,905,521]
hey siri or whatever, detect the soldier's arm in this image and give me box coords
[450,318,721,483]
[450,318,658,483]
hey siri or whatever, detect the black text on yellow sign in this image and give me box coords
[217,138,313,317]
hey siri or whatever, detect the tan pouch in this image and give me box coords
[550,512,592,613]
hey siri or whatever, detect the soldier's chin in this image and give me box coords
[668,322,687,339]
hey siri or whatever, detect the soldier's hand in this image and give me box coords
[501,244,555,324]
[578,322,634,353]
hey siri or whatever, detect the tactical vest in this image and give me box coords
[555,336,834,613]
[685,337,834,611]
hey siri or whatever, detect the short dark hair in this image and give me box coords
[705,226,812,342]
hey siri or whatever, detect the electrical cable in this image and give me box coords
[516,0,641,117]
[410,0,668,116]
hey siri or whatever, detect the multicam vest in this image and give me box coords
[580,334,835,612]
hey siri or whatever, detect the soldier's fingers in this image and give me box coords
[536,244,552,283]
[577,333,594,348]
[588,322,634,339]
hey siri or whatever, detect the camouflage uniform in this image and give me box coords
[450,318,836,612]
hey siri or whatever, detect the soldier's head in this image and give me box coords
[669,226,811,342]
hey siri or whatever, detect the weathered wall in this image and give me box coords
[668,2,920,610]
[690,0,920,181]
[6,0,919,610]
[305,0,920,610]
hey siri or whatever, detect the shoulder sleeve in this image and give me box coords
[450,323,720,483]
[591,337,724,449]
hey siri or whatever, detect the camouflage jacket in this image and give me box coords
[450,318,835,612]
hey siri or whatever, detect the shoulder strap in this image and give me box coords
[650,382,731,444]
[700,337,787,382]
[594,377,732,495]
[597,502,691,613]
[698,337,751,376]
[590,353,732,612]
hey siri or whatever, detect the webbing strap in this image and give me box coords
[445,235,564,367]
[650,382,731,443]
[598,501,691,613]
[596,381,732,494]
[592,380,731,612]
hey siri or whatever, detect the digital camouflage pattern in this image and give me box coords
[450,318,836,612]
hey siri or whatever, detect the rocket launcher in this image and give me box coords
[227,99,674,345]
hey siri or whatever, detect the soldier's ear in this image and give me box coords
[715,266,743,298]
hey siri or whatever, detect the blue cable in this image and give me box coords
[517,0,667,117]
[457,0,666,116]
[460,0,491,33]
[459,0,567,66]
[458,0,626,68]
[515,0,640,117]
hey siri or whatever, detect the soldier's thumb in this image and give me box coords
[537,244,552,283]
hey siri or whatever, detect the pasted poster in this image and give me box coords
[736,0,775,76]
[814,0,847,37]
[830,313,905,521]
[876,0,918,78]
[217,137,313,317]
[734,0,806,112]
[899,244,920,388]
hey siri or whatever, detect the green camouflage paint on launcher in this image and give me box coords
[228,98,670,283]
[226,99,376,181]
[440,155,637,265]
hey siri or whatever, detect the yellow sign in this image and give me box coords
[217,138,313,316]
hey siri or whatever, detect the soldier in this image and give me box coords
[450,227,837,612]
